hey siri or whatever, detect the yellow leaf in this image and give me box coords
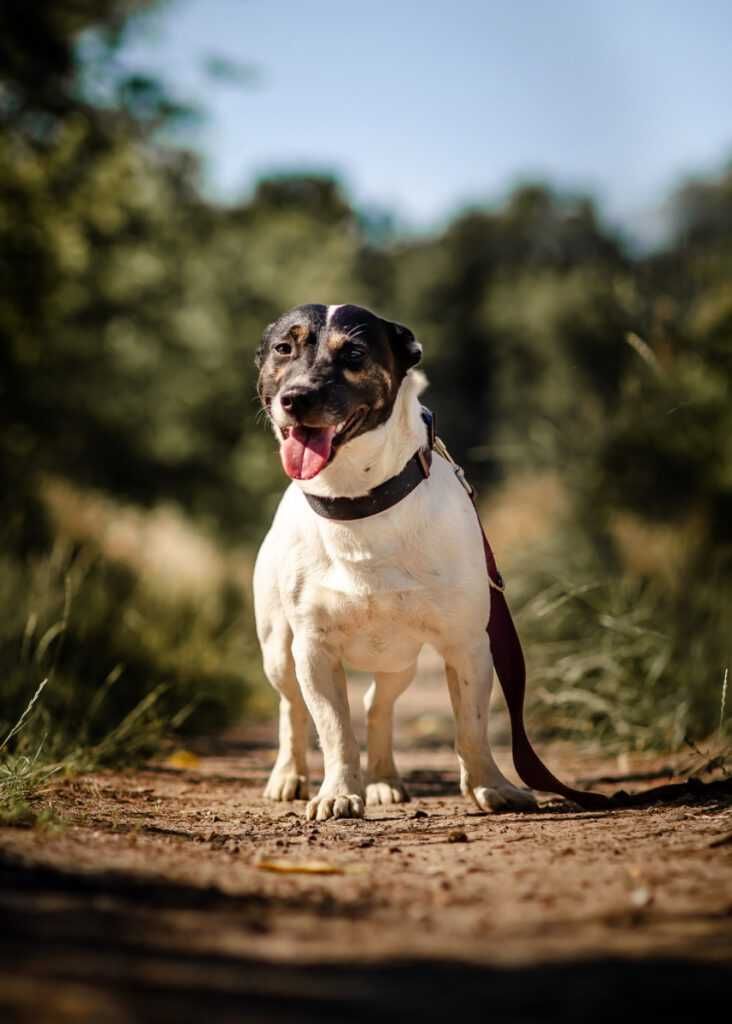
[165,749,201,770]
[255,858,343,875]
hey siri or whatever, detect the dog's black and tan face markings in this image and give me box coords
[256,304,422,466]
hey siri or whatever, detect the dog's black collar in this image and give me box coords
[303,408,435,521]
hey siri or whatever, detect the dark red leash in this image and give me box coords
[476,510,612,811]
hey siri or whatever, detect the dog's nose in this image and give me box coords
[280,386,320,419]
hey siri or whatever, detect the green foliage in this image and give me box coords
[0,679,61,823]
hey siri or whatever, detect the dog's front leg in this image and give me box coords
[258,616,310,801]
[444,636,538,813]
[263,685,310,802]
[292,638,365,821]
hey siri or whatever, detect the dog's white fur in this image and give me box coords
[254,369,537,819]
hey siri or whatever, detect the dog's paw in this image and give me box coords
[263,769,308,801]
[306,793,365,821]
[365,778,410,806]
[469,784,538,814]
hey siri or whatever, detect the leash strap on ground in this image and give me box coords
[475,510,612,811]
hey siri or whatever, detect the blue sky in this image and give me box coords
[118,0,732,241]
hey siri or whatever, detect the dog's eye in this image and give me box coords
[342,344,366,366]
[274,342,292,356]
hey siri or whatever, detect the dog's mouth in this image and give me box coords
[279,408,367,480]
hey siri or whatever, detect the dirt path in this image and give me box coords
[1,709,732,1023]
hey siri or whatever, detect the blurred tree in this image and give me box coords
[0,0,173,545]
[0,2,150,117]
[595,164,732,547]
[393,184,629,483]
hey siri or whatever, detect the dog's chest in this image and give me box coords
[316,586,442,671]
[286,527,456,671]
[312,509,438,594]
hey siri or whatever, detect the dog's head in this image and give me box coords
[255,303,422,480]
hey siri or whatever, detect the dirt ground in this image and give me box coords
[1,675,732,1023]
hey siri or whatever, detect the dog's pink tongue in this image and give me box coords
[280,425,336,480]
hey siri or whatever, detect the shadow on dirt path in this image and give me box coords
[1,735,731,1022]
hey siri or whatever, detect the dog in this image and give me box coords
[253,302,538,821]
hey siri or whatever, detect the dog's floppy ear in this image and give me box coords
[254,322,275,370]
[388,320,422,371]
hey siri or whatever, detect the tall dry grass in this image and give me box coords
[0,481,266,820]
[483,474,730,751]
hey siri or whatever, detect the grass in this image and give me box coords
[0,674,194,826]
[511,532,731,751]
[0,679,61,825]
[0,497,266,825]
[720,668,728,737]
[481,471,731,753]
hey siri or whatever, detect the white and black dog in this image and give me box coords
[253,303,538,821]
